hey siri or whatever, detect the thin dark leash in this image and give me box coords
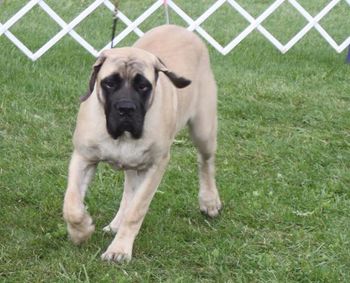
[111,0,119,49]
[110,0,170,49]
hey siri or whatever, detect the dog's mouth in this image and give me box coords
[106,113,143,140]
[118,120,137,136]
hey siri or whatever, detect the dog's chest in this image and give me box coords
[84,135,155,170]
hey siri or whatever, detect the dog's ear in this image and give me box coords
[155,57,191,89]
[80,55,106,102]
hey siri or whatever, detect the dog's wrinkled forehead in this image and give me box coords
[81,47,191,102]
[99,48,156,82]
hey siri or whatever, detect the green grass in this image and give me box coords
[1,0,350,282]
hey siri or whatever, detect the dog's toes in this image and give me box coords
[200,205,221,217]
[101,250,131,263]
[199,196,222,218]
[201,205,221,217]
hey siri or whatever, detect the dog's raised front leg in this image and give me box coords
[103,170,141,234]
[63,151,97,244]
[101,154,170,263]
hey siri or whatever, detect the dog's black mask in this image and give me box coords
[101,73,152,139]
[81,51,192,140]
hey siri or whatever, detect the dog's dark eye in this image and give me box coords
[134,74,152,94]
[103,80,117,89]
[137,84,150,92]
[101,74,122,91]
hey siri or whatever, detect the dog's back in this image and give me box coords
[133,25,206,77]
[134,25,216,132]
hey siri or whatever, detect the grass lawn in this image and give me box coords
[1,0,350,282]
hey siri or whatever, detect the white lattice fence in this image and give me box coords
[0,0,349,61]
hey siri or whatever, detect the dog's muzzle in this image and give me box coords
[106,98,144,140]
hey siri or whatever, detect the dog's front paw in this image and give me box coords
[101,247,132,263]
[67,218,95,245]
[64,204,95,244]
[66,214,95,245]
[199,192,222,217]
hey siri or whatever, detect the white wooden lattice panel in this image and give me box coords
[0,0,349,61]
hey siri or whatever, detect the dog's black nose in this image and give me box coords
[116,100,136,116]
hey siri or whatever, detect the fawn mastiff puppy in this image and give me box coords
[63,25,221,263]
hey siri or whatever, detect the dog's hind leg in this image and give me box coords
[103,170,140,234]
[63,151,97,244]
[189,76,222,217]
[190,122,222,217]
